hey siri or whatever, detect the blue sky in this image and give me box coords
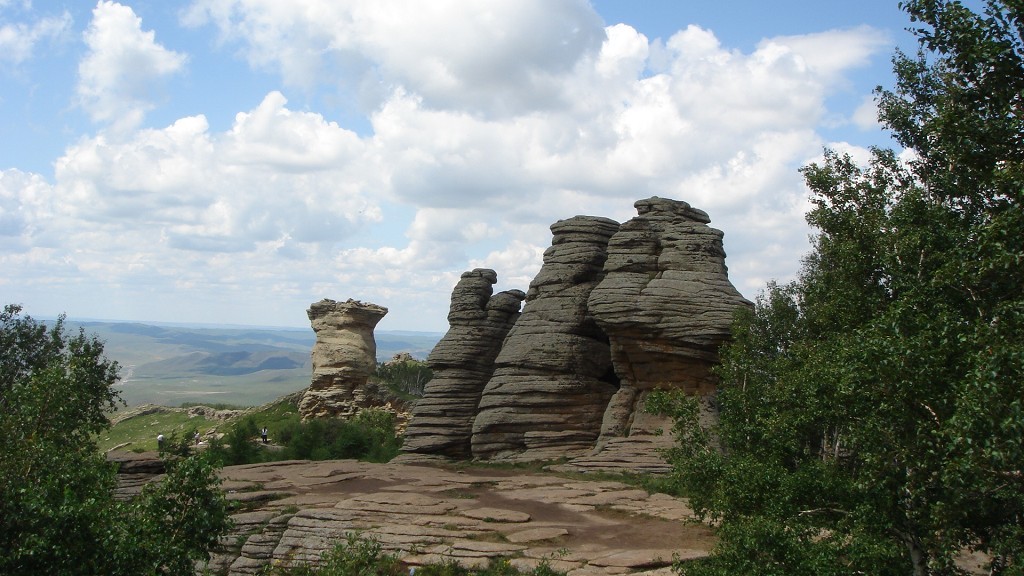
[1,0,924,332]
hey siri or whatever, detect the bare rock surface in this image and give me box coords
[586,198,750,452]
[471,217,620,460]
[299,299,388,420]
[206,459,715,575]
[401,197,750,472]
[108,451,166,500]
[588,197,750,396]
[402,269,526,458]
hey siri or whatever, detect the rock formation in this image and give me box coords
[470,216,620,460]
[401,197,750,468]
[588,197,750,449]
[298,298,388,420]
[401,269,525,457]
[589,197,747,393]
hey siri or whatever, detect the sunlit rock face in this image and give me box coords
[471,216,621,460]
[401,197,750,470]
[589,197,748,394]
[401,269,525,458]
[298,298,388,420]
[588,196,750,452]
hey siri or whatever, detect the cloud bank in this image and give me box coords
[1,0,892,331]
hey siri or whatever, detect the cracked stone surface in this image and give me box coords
[200,459,716,575]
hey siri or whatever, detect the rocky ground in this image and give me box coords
[109,452,997,576]
[182,458,716,575]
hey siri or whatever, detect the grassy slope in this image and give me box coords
[99,409,221,452]
[100,395,304,452]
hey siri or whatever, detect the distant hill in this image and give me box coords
[62,320,441,407]
[138,350,306,377]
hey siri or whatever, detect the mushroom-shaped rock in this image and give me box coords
[298,299,388,420]
[587,197,750,443]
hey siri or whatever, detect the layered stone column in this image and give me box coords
[401,269,525,458]
[588,197,751,443]
[471,216,621,460]
[298,298,388,420]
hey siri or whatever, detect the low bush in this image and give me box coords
[158,426,199,458]
[265,532,403,576]
[374,359,432,398]
[210,416,263,465]
[276,409,401,463]
[209,408,401,466]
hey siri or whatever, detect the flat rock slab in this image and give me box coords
[200,459,717,575]
[462,507,531,523]
[506,527,570,543]
[589,549,678,569]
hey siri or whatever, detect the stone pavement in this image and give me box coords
[206,459,715,575]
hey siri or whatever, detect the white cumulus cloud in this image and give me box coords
[54,92,381,252]
[76,1,187,132]
[2,1,896,330]
[0,9,72,65]
[182,0,605,115]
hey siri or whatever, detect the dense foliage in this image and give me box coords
[0,305,231,575]
[660,1,1024,575]
[209,408,402,466]
[275,409,401,462]
[375,358,433,398]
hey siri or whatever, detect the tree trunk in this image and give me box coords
[904,536,929,576]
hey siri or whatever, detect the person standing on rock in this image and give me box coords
[261,427,268,444]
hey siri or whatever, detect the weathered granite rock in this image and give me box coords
[108,452,165,500]
[587,197,750,446]
[401,269,525,458]
[298,299,388,420]
[202,459,712,575]
[400,197,748,469]
[383,352,415,365]
[471,216,621,459]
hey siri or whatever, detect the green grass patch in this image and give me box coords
[100,393,302,453]
[97,409,219,452]
[178,401,247,410]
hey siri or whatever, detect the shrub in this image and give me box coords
[213,408,402,466]
[374,359,432,398]
[0,305,230,574]
[266,532,403,576]
[159,426,199,458]
[279,412,398,462]
[265,533,567,576]
[207,416,263,466]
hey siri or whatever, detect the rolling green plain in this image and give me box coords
[65,320,441,407]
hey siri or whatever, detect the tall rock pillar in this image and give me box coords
[471,216,621,460]
[587,197,751,444]
[298,298,388,420]
[401,269,525,458]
